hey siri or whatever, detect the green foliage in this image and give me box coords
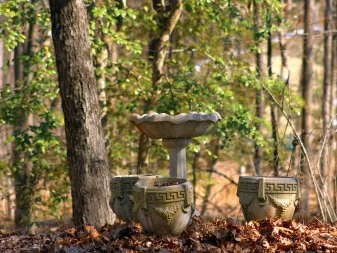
[0,0,304,222]
[0,0,68,221]
[90,0,298,173]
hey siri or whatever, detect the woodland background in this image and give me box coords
[0,0,336,233]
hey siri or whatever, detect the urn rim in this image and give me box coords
[129,112,222,125]
[134,177,190,191]
[111,174,160,181]
[238,176,298,181]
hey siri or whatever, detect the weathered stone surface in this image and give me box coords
[129,112,222,139]
[110,175,161,223]
[130,112,221,178]
[133,177,194,235]
[237,176,300,221]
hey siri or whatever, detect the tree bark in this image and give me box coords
[301,0,314,151]
[330,0,336,122]
[13,171,33,233]
[253,0,263,176]
[331,0,337,210]
[267,12,279,176]
[136,0,183,172]
[321,0,333,178]
[12,22,35,233]
[300,0,314,213]
[192,151,200,207]
[201,138,220,216]
[92,0,123,136]
[49,0,114,227]
[278,0,290,80]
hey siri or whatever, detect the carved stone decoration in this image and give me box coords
[237,176,300,221]
[154,204,180,224]
[132,177,194,235]
[110,174,161,223]
[129,112,222,139]
[130,112,221,178]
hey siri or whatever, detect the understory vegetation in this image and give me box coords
[0,0,336,234]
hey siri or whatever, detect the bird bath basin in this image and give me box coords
[130,112,221,178]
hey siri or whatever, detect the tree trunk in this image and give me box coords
[321,0,333,178]
[49,0,114,227]
[100,1,123,167]
[13,171,33,233]
[12,24,35,232]
[253,0,263,176]
[93,0,123,135]
[136,133,151,174]
[330,0,336,122]
[300,0,314,213]
[301,0,314,152]
[267,12,279,176]
[136,0,183,172]
[331,0,337,210]
[192,151,200,207]
[278,0,289,81]
[200,138,220,216]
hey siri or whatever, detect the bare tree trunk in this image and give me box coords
[267,12,279,176]
[278,3,288,80]
[300,0,314,213]
[192,151,200,207]
[94,0,123,135]
[136,133,151,174]
[102,2,123,168]
[321,0,333,178]
[0,31,13,223]
[49,0,115,227]
[279,0,290,80]
[136,0,183,172]
[12,19,35,233]
[331,0,337,210]
[253,0,263,175]
[330,1,336,121]
[200,138,220,216]
[13,172,33,233]
[6,179,12,221]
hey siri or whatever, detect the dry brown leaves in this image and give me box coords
[1,217,337,252]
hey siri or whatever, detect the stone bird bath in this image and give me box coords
[130,112,222,178]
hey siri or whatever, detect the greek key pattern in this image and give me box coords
[111,181,137,191]
[134,190,187,203]
[238,182,259,192]
[265,183,298,192]
[121,181,136,192]
[238,182,298,193]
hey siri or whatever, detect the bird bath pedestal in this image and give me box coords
[130,112,221,178]
[162,138,191,178]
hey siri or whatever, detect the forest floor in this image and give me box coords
[1,217,337,252]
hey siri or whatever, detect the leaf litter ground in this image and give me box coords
[1,217,337,252]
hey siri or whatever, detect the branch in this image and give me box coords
[262,82,327,221]
[152,0,183,85]
[210,169,238,185]
[316,118,335,176]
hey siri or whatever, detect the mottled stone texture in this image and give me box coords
[237,176,300,221]
[110,175,161,222]
[130,112,221,178]
[133,177,194,235]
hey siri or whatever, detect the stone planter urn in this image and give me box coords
[130,112,221,178]
[110,174,161,222]
[237,176,300,221]
[132,177,194,235]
